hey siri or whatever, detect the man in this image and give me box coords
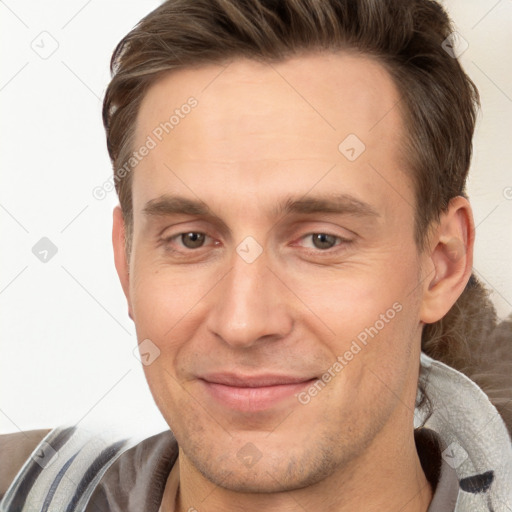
[1,0,511,510]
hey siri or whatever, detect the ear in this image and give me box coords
[112,206,133,320]
[419,196,474,324]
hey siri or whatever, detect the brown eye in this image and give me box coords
[311,233,338,250]
[181,232,206,249]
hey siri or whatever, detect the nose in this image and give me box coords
[206,247,293,349]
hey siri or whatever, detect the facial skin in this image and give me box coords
[113,52,474,511]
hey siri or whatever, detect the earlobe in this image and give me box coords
[112,206,133,320]
[419,197,474,324]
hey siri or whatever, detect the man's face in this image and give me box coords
[121,52,429,492]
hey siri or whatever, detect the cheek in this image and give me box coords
[286,251,421,392]
[130,260,203,338]
[129,261,217,386]
[285,260,415,338]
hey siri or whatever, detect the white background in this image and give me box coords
[1,0,511,435]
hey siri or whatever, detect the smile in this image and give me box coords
[198,374,317,412]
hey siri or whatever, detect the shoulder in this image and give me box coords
[0,425,177,510]
[423,275,512,437]
[0,428,51,499]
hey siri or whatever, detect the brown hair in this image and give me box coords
[102,0,512,434]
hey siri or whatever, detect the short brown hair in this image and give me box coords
[103,0,511,431]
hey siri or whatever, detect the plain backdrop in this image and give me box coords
[1,0,511,435]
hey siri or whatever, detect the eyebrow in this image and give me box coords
[142,193,380,219]
[143,196,210,217]
[277,194,380,218]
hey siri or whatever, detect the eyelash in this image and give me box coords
[160,233,216,256]
[294,233,352,251]
[160,232,353,255]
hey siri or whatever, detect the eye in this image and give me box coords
[309,233,339,250]
[297,233,349,251]
[290,229,356,255]
[179,232,206,249]
[159,230,220,259]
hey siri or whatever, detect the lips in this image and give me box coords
[198,373,317,412]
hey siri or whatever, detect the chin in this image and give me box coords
[182,435,342,494]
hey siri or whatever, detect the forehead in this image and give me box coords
[132,51,411,219]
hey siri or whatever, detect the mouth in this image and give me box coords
[198,373,317,412]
